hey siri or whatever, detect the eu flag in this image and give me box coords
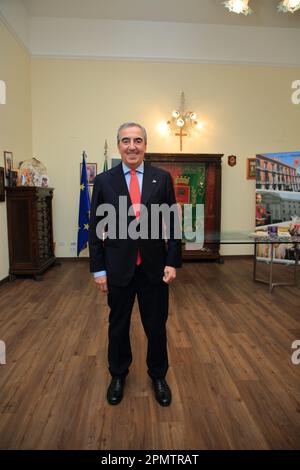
[77,152,91,256]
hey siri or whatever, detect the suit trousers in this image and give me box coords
[107,265,169,380]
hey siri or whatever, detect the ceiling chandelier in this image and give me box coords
[224,0,300,15]
[223,0,252,15]
[278,0,300,13]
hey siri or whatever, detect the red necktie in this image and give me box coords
[129,169,141,265]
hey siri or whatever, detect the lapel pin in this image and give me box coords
[152,179,157,183]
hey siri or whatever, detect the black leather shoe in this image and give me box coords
[107,377,125,405]
[152,378,172,406]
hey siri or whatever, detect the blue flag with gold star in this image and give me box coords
[77,151,91,256]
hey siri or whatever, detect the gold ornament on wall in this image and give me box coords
[161,92,203,152]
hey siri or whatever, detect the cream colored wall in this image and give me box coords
[31,59,300,257]
[0,20,32,280]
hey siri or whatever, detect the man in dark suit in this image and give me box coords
[89,122,181,406]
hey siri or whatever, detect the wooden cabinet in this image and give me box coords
[145,153,223,261]
[6,187,56,280]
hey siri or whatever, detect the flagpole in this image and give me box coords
[103,140,108,172]
[77,150,91,256]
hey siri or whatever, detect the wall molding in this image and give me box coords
[1,2,300,68]
[29,18,300,68]
[31,53,300,69]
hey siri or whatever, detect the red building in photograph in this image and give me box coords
[256,154,300,192]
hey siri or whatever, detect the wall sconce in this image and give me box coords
[162,92,202,152]
[278,0,300,13]
[223,0,252,15]
[0,80,6,104]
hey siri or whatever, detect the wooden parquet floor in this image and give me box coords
[0,259,299,450]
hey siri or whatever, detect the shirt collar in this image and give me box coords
[122,161,144,175]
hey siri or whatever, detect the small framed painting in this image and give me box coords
[111,157,122,168]
[247,158,256,180]
[81,162,97,185]
[4,151,13,177]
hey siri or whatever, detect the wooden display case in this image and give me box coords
[6,187,57,280]
[145,153,223,261]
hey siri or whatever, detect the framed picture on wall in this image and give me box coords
[255,151,300,265]
[111,157,121,168]
[4,151,13,177]
[0,167,5,201]
[81,162,97,185]
[247,158,256,179]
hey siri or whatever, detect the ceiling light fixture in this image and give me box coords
[278,0,300,13]
[223,0,253,15]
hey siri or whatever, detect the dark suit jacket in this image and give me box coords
[89,162,182,286]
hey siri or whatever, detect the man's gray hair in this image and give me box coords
[117,122,147,145]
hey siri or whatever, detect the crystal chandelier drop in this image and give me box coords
[278,0,300,13]
[223,0,252,15]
